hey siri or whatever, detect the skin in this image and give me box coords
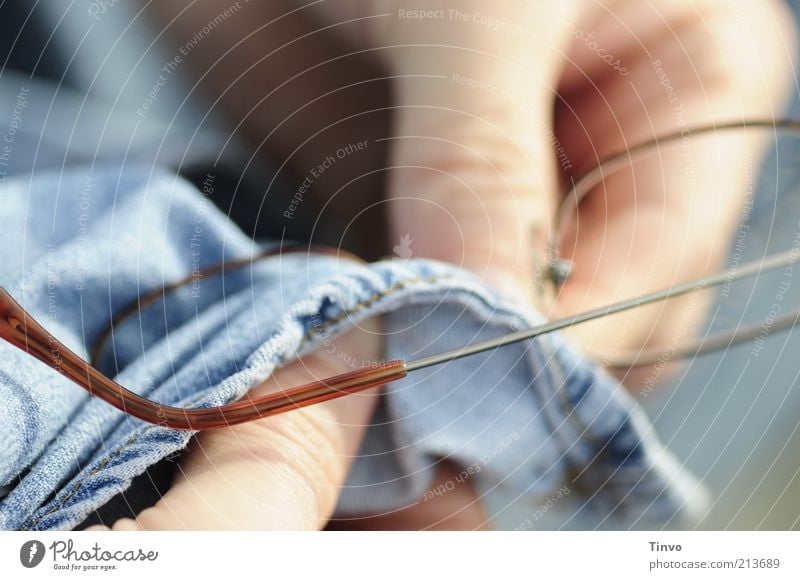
[94,0,796,529]
[87,318,488,530]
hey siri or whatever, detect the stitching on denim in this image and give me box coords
[544,341,600,447]
[543,341,632,504]
[23,273,450,530]
[23,431,143,530]
[23,388,210,531]
[296,274,447,350]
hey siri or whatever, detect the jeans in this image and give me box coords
[0,165,708,530]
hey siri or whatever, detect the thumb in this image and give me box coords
[386,100,557,303]
[375,1,577,303]
[88,319,382,530]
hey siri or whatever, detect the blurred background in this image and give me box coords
[2,1,800,529]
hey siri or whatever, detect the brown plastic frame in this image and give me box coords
[0,245,407,430]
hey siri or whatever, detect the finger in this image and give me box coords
[309,1,579,302]
[328,461,489,530]
[385,102,559,305]
[104,318,383,530]
[375,1,579,303]
[551,0,795,367]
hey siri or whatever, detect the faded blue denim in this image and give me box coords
[0,166,708,530]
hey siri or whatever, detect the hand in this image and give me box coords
[547,0,796,368]
[132,0,795,529]
[316,0,795,373]
[88,320,383,529]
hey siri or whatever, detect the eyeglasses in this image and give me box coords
[2,118,799,431]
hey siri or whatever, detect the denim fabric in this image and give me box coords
[0,165,709,530]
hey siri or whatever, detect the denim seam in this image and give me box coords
[22,384,212,530]
[297,274,448,349]
[544,340,636,509]
[543,341,599,446]
[23,432,142,530]
[22,273,450,529]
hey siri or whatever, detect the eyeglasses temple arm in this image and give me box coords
[0,288,407,430]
